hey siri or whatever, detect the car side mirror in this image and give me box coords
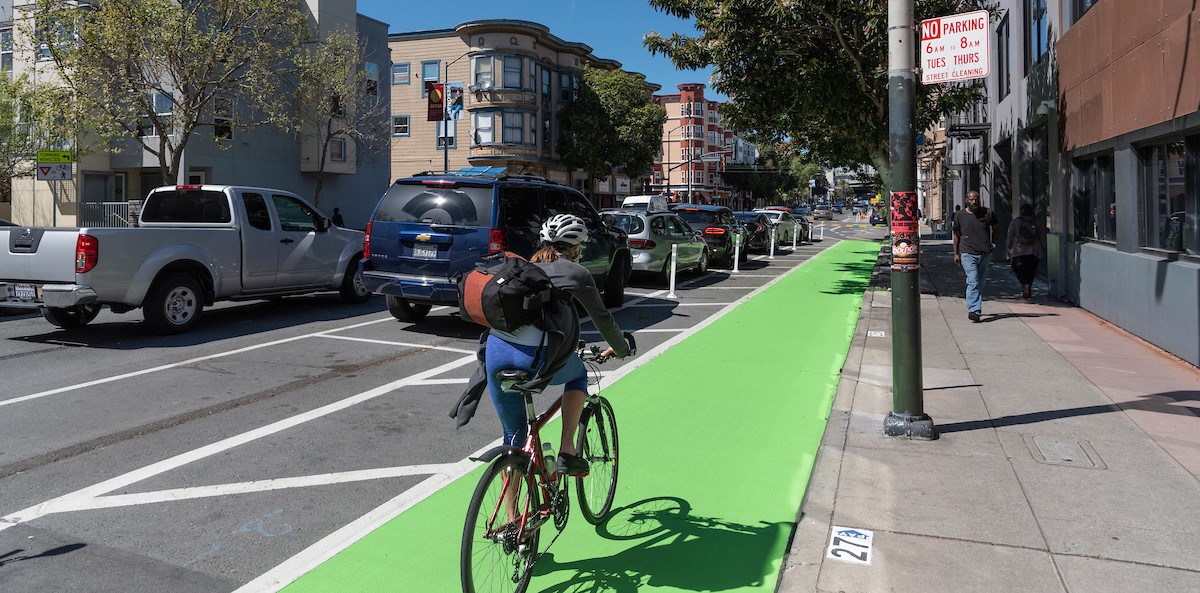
[318,217,331,231]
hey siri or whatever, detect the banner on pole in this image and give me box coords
[426,81,444,121]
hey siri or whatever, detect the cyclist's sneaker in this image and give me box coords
[555,452,589,476]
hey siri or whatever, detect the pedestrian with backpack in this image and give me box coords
[451,214,632,477]
[1006,203,1046,299]
[953,190,999,322]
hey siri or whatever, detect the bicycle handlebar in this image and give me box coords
[577,332,637,364]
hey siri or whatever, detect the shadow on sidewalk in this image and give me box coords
[937,390,1200,434]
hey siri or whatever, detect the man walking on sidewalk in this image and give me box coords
[952,190,999,322]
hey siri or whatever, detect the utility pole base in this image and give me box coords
[884,412,939,440]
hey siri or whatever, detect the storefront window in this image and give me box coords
[1073,155,1115,242]
[1143,141,1189,252]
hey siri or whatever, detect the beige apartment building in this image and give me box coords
[388,19,659,208]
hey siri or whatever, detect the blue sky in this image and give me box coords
[354,0,725,100]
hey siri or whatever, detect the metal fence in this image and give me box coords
[79,202,132,227]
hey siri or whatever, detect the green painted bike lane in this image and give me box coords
[283,239,879,593]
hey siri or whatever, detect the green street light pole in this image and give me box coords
[884,0,936,439]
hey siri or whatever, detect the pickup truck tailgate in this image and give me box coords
[1,228,80,282]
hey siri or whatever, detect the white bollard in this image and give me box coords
[792,223,798,249]
[667,243,678,299]
[768,226,776,259]
[732,232,741,273]
[819,222,824,241]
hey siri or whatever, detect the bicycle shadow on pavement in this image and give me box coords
[533,496,787,592]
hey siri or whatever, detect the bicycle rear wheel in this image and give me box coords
[575,397,619,524]
[462,455,540,593]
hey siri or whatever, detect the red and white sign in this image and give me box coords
[920,10,990,84]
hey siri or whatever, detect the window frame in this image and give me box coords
[474,56,493,89]
[392,62,410,85]
[1025,0,1049,68]
[1140,139,1194,254]
[392,114,410,137]
[213,96,234,141]
[996,15,1011,100]
[502,55,523,89]
[421,60,440,97]
[502,111,524,144]
[474,111,495,145]
[329,137,347,162]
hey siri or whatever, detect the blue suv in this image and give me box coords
[361,168,632,321]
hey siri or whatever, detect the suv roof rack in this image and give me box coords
[405,167,551,184]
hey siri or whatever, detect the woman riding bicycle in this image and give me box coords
[460,214,631,477]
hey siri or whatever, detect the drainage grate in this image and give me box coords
[1023,435,1106,469]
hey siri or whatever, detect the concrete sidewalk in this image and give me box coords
[778,237,1200,592]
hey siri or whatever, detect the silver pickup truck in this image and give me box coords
[0,184,368,334]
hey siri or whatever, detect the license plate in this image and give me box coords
[413,243,438,259]
[13,283,37,301]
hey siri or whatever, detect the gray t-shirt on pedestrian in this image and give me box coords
[953,206,998,255]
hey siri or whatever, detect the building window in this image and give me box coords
[1073,154,1115,242]
[503,111,523,144]
[421,60,440,97]
[474,57,493,89]
[392,115,410,136]
[329,137,347,162]
[1025,0,1049,68]
[1142,140,1192,253]
[437,120,456,149]
[502,56,522,89]
[474,112,494,144]
[0,29,11,76]
[528,60,537,92]
[559,72,578,101]
[1071,0,1100,24]
[363,62,379,96]
[541,67,552,101]
[392,62,410,85]
[140,91,174,136]
[997,15,1011,100]
[213,97,233,140]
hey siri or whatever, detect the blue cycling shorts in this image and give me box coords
[485,333,588,447]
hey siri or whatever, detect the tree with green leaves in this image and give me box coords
[26,0,310,184]
[644,0,989,189]
[0,74,74,201]
[282,29,389,206]
[558,66,667,198]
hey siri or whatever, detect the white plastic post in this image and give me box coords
[768,226,776,259]
[667,244,678,299]
[819,222,825,241]
[792,223,799,248]
[732,232,741,273]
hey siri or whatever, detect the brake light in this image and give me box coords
[175,184,202,190]
[489,228,507,254]
[363,220,372,259]
[422,180,458,187]
[76,234,99,274]
[704,227,726,235]
[628,239,657,250]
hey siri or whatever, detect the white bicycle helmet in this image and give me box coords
[540,214,588,245]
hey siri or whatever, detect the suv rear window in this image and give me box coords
[675,210,717,224]
[373,182,493,226]
[141,189,232,223]
[602,213,645,234]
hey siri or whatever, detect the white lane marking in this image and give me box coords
[0,309,450,408]
[0,354,477,531]
[410,378,469,385]
[315,334,475,354]
[241,242,834,592]
[581,328,685,334]
[37,463,470,513]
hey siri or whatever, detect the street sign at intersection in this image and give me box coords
[920,10,990,84]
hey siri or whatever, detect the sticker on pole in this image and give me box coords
[827,526,874,565]
[890,191,920,271]
[920,10,990,84]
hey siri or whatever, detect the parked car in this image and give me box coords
[601,210,709,282]
[754,208,801,245]
[361,168,631,321]
[870,211,886,226]
[620,194,670,212]
[832,200,845,214]
[733,212,775,253]
[669,204,748,266]
[0,185,368,334]
[812,204,833,220]
[792,204,811,216]
[851,204,867,215]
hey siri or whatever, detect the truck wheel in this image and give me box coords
[41,305,101,328]
[386,296,431,322]
[144,274,203,334]
[603,258,627,307]
[339,256,371,303]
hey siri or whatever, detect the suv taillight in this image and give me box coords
[76,234,99,274]
[704,227,726,235]
[628,239,656,250]
[488,228,507,254]
[363,220,372,260]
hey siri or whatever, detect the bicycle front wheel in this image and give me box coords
[461,455,540,593]
[575,397,619,524]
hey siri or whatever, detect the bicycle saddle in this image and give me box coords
[497,369,533,391]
